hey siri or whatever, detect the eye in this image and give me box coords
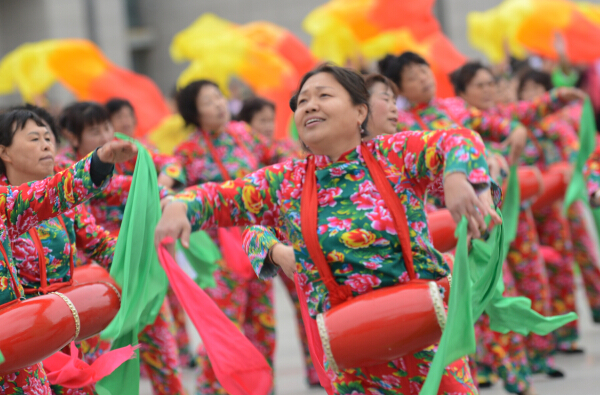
[320,93,330,98]
[298,98,307,104]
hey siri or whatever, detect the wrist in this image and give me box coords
[268,243,281,267]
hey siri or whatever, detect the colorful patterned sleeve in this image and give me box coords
[242,226,287,279]
[174,138,206,187]
[467,107,522,142]
[71,205,116,269]
[149,150,186,185]
[0,152,110,241]
[382,128,491,194]
[585,144,600,204]
[172,160,291,232]
[537,115,579,163]
[499,89,570,126]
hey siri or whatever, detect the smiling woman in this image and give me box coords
[156,64,502,395]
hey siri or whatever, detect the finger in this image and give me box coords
[180,223,192,249]
[466,212,481,239]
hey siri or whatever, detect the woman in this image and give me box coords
[56,102,184,395]
[156,64,501,395]
[0,108,136,395]
[451,61,585,376]
[173,80,280,395]
[0,105,117,395]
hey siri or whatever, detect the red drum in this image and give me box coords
[72,263,119,289]
[427,209,457,253]
[0,267,121,375]
[531,162,570,212]
[316,280,446,371]
[517,166,543,201]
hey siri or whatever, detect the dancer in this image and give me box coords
[156,64,501,395]
[0,108,136,395]
[173,80,279,394]
[56,102,185,395]
[0,105,117,394]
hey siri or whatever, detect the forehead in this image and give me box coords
[402,62,428,75]
[473,68,495,81]
[300,72,340,94]
[14,118,48,134]
[369,81,392,95]
[197,84,221,99]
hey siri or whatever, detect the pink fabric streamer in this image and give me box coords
[293,273,334,394]
[158,238,272,395]
[218,227,256,279]
[43,341,139,388]
[539,246,562,265]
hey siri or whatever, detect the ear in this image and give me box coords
[356,103,369,126]
[0,145,11,165]
[62,129,79,149]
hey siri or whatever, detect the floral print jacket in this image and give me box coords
[0,152,110,306]
[0,174,116,293]
[172,128,497,318]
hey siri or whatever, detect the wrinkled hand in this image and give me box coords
[270,243,297,279]
[444,173,502,238]
[501,125,527,165]
[97,140,138,164]
[160,195,174,211]
[154,201,192,248]
[487,153,509,182]
[557,87,587,102]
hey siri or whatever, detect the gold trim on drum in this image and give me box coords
[428,282,447,332]
[447,273,452,290]
[101,282,122,304]
[316,313,339,373]
[51,291,81,339]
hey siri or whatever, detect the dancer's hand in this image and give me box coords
[557,87,587,102]
[487,153,509,182]
[592,190,600,207]
[155,201,192,248]
[97,140,138,163]
[444,173,501,238]
[270,243,297,279]
[501,125,527,165]
[157,172,175,188]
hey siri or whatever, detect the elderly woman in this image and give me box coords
[155,64,500,394]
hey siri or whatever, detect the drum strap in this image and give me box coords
[25,215,74,295]
[301,143,415,307]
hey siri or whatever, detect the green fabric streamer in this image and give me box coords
[564,98,596,213]
[501,165,520,248]
[421,218,474,395]
[176,231,219,289]
[551,68,579,88]
[0,349,4,364]
[96,135,169,395]
[289,117,299,141]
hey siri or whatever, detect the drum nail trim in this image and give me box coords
[428,281,447,332]
[51,291,80,339]
[101,281,122,304]
[317,312,339,372]
[447,273,452,290]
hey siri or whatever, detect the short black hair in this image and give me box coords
[518,69,553,98]
[237,97,275,125]
[290,63,370,136]
[379,51,429,90]
[176,80,220,128]
[58,101,110,140]
[105,98,134,117]
[9,104,60,143]
[450,61,495,96]
[0,109,46,174]
[363,73,399,96]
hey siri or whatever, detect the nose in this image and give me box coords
[303,97,318,113]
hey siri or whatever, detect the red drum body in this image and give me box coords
[517,166,543,201]
[531,162,570,212]
[316,281,446,371]
[0,266,121,375]
[427,209,457,253]
[73,263,119,289]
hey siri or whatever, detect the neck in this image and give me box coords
[5,168,36,186]
[203,124,226,136]
[313,138,361,162]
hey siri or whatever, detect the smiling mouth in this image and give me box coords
[39,156,53,161]
[305,118,324,127]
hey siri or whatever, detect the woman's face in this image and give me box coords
[367,82,398,137]
[460,69,497,111]
[196,85,230,131]
[495,78,518,104]
[110,106,137,137]
[294,72,367,156]
[0,119,56,181]
[249,106,275,139]
[399,63,436,105]
[519,80,547,101]
[78,121,114,157]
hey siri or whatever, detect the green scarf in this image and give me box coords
[177,231,219,289]
[96,135,169,395]
[0,349,4,364]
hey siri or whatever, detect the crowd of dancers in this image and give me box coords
[1,22,600,395]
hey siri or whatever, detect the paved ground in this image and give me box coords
[141,275,600,395]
